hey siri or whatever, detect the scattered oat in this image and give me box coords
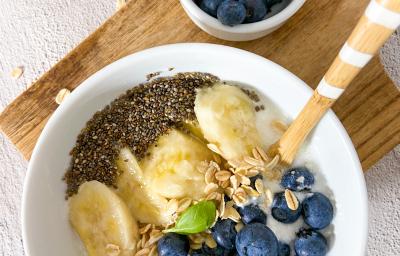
[236,174,251,186]
[166,199,179,215]
[225,187,235,198]
[220,179,230,188]
[230,175,239,190]
[206,191,220,201]
[196,161,209,173]
[135,248,150,256]
[243,156,264,167]
[284,189,299,210]
[204,183,219,194]
[255,146,269,162]
[233,194,247,205]
[219,196,225,216]
[55,88,71,105]
[11,66,24,79]
[106,244,120,256]
[205,234,217,248]
[271,120,288,133]
[242,185,260,197]
[215,170,231,181]
[146,232,163,246]
[177,198,192,213]
[265,188,273,206]
[246,169,259,177]
[265,155,280,170]
[139,224,152,234]
[235,222,244,232]
[116,0,126,10]
[255,179,264,194]
[205,167,217,184]
[190,242,202,250]
[149,245,157,256]
[222,205,241,222]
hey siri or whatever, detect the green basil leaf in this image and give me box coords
[164,200,216,235]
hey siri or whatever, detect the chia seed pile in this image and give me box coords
[63,72,219,197]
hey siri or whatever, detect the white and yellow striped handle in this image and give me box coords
[271,0,400,165]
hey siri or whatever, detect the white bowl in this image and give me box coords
[180,0,305,41]
[23,43,367,256]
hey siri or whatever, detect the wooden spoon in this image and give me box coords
[269,0,400,166]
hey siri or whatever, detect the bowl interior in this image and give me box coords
[180,0,305,33]
[23,43,367,256]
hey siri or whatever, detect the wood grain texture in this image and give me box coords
[269,92,335,165]
[0,0,399,171]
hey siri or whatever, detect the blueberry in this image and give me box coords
[302,192,333,230]
[237,204,267,224]
[294,228,328,256]
[236,223,279,256]
[158,233,190,256]
[190,249,207,256]
[281,167,315,191]
[202,243,236,256]
[264,0,282,8]
[271,192,301,223]
[200,0,224,17]
[212,219,237,250]
[239,0,267,23]
[250,174,263,189]
[217,0,246,26]
[278,241,290,256]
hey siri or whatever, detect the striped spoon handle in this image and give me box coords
[270,0,400,166]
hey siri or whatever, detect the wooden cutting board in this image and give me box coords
[0,0,399,170]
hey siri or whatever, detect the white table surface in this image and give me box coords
[0,1,399,255]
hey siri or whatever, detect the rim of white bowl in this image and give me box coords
[180,0,306,33]
[22,43,368,256]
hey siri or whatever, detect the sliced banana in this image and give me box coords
[116,148,172,226]
[69,180,138,256]
[180,120,206,142]
[194,83,261,160]
[141,129,214,200]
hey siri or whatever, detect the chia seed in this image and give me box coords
[63,72,218,197]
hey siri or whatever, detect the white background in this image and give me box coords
[0,1,399,255]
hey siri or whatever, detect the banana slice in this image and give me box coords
[116,148,172,226]
[141,129,214,200]
[69,180,138,256]
[194,83,261,160]
[180,120,206,142]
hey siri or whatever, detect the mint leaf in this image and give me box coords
[165,200,216,235]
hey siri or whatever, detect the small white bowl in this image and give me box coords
[23,43,367,256]
[180,0,305,41]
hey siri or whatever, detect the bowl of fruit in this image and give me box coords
[180,0,305,41]
[22,43,367,256]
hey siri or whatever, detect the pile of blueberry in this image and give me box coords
[194,0,288,26]
[157,167,334,256]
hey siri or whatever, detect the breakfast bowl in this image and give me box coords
[180,0,305,41]
[22,43,367,256]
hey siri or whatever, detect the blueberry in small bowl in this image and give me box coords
[180,0,306,41]
[239,0,268,23]
[271,191,301,223]
[237,204,267,224]
[217,0,247,26]
[236,223,279,256]
[302,192,334,230]
[158,233,190,256]
[294,228,328,256]
[200,0,224,17]
[281,167,315,191]
[212,219,238,250]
